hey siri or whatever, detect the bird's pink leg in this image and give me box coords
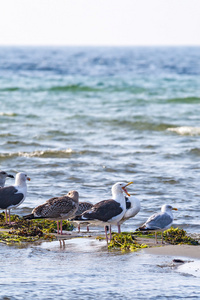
[78,224,80,232]
[109,225,112,241]
[117,223,121,233]
[155,232,158,244]
[57,221,60,234]
[5,210,7,223]
[60,221,63,235]
[8,210,11,225]
[161,232,164,244]
[105,226,108,244]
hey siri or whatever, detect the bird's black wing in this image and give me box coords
[81,199,123,222]
[125,197,131,209]
[0,186,24,209]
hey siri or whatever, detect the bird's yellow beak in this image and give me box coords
[122,181,133,197]
[172,207,178,211]
[27,177,31,181]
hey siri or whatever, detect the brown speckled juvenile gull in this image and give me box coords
[0,170,14,188]
[72,202,93,232]
[23,190,79,235]
[0,172,30,224]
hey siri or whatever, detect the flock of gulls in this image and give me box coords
[0,170,178,244]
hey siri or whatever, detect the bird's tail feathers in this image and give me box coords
[71,215,85,221]
[135,225,148,231]
[23,213,44,220]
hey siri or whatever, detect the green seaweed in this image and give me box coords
[163,227,199,245]
[108,232,148,252]
[0,212,74,245]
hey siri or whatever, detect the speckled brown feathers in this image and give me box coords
[24,190,79,221]
[75,202,93,216]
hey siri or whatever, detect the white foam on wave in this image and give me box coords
[0,112,17,116]
[18,148,74,157]
[177,260,200,277]
[167,126,200,136]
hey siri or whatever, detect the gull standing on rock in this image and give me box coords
[73,182,133,243]
[0,172,30,224]
[138,204,178,244]
[23,190,79,235]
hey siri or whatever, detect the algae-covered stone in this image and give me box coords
[108,232,148,252]
[0,212,74,245]
[163,227,199,245]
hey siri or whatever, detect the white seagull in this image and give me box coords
[138,204,178,243]
[0,170,14,188]
[23,190,79,235]
[118,194,141,232]
[0,172,30,224]
[73,182,133,243]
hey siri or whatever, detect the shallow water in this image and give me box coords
[0,46,200,298]
[0,47,200,233]
[0,238,200,299]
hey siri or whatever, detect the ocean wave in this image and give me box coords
[0,149,74,160]
[110,120,173,131]
[188,148,200,156]
[0,148,101,160]
[0,112,17,117]
[167,97,200,104]
[0,87,20,92]
[18,149,75,158]
[49,84,100,92]
[167,126,200,136]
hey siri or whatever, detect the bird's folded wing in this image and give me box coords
[0,186,24,208]
[146,213,173,229]
[34,198,76,218]
[82,199,123,222]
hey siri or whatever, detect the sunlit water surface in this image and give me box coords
[0,46,200,298]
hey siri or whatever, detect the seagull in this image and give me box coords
[23,190,79,235]
[73,182,133,243]
[0,172,30,224]
[138,204,178,244]
[71,202,93,232]
[118,195,141,232]
[0,170,14,188]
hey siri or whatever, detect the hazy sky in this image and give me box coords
[0,0,200,46]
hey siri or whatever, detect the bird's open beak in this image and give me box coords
[7,174,14,178]
[122,181,133,197]
[172,208,178,211]
[27,177,31,181]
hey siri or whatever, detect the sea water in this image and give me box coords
[0,46,200,299]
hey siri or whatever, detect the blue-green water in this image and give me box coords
[0,46,200,299]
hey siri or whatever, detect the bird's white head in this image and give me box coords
[112,181,133,198]
[0,171,14,187]
[161,204,178,213]
[15,172,31,186]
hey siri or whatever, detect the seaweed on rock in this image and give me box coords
[0,212,74,245]
[163,227,199,245]
[108,232,148,252]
